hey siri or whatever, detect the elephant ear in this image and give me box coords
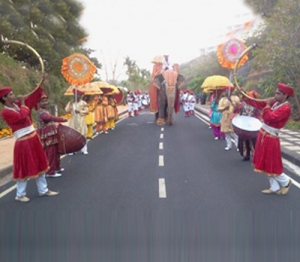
[176,74,186,90]
[153,74,164,90]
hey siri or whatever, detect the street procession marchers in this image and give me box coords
[0,12,298,203]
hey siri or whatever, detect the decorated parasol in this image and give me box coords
[64,82,103,96]
[112,87,125,105]
[201,75,233,90]
[61,53,96,85]
[99,83,119,94]
[217,38,248,70]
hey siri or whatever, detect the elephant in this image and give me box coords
[152,67,185,125]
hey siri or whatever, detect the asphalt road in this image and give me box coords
[1,109,300,261]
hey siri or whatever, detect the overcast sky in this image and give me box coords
[79,0,255,81]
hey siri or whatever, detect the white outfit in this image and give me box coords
[127,94,134,116]
[268,173,291,191]
[16,174,48,197]
[188,94,196,113]
[181,93,189,113]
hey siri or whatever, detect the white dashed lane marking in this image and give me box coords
[159,178,167,198]
[159,142,163,150]
[160,134,164,139]
[159,155,164,166]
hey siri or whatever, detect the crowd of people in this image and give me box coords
[127,90,150,117]
[207,83,294,195]
[0,79,295,202]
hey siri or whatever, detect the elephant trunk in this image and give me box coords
[167,90,175,125]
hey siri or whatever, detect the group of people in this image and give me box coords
[127,90,150,117]
[0,79,295,202]
[0,82,120,202]
[209,83,294,195]
[180,90,196,117]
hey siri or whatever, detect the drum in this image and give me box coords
[57,124,86,154]
[232,115,262,140]
[142,99,149,106]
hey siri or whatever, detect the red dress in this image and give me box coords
[243,98,291,176]
[1,87,49,180]
[37,109,66,175]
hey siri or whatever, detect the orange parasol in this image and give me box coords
[217,38,248,70]
[61,53,96,85]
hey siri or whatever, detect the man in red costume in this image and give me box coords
[242,83,294,195]
[0,84,59,202]
[37,93,68,178]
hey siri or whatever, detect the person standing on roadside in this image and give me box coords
[242,83,294,195]
[0,83,59,202]
[37,93,68,178]
[218,87,240,151]
[65,89,89,154]
[209,90,225,140]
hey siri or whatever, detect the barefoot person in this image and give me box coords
[242,83,294,195]
[0,85,59,202]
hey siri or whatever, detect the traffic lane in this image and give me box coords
[0,111,162,210]
[161,111,300,210]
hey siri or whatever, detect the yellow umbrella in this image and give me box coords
[64,82,103,96]
[201,75,233,90]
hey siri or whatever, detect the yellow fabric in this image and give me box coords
[84,101,95,125]
[219,96,240,133]
[107,119,115,129]
[201,75,233,90]
[86,125,93,138]
[65,100,88,136]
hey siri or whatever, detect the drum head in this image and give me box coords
[142,99,148,106]
[232,115,262,139]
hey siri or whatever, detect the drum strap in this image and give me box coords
[261,123,280,137]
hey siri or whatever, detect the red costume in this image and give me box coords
[243,98,291,176]
[37,107,66,175]
[1,87,49,181]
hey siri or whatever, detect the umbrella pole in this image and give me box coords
[228,70,233,96]
[74,88,78,129]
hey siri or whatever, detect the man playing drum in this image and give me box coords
[242,83,294,195]
[37,93,68,178]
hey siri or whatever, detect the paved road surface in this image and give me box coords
[1,108,300,261]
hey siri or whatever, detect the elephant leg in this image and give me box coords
[157,85,167,125]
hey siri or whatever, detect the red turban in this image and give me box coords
[0,86,13,98]
[38,93,48,101]
[73,88,84,96]
[277,83,294,97]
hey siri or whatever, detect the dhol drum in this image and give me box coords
[57,124,86,154]
[232,115,262,140]
[142,99,149,106]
